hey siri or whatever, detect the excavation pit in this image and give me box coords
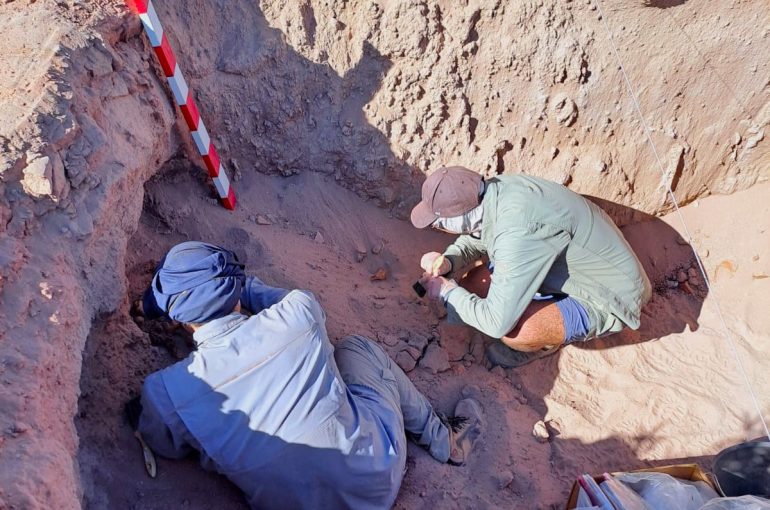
[0,1,768,508]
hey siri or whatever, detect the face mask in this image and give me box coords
[432,204,484,236]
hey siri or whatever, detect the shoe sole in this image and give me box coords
[485,343,560,369]
[449,398,483,466]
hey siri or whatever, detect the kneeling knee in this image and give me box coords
[337,334,377,352]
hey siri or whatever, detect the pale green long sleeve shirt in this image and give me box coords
[442,175,651,339]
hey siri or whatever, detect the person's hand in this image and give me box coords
[424,275,459,301]
[420,252,451,276]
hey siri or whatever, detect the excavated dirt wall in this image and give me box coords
[0,3,180,507]
[162,0,770,214]
[0,0,768,508]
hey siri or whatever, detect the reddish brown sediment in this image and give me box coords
[0,1,768,508]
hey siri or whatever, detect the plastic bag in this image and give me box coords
[699,496,770,510]
[578,474,614,509]
[600,473,651,510]
[576,486,594,507]
[615,472,719,510]
[575,485,604,508]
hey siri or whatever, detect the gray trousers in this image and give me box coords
[334,335,450,463]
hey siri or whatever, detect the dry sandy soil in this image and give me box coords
[76,167,770,510]
[0,0,768,509]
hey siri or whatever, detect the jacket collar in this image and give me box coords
[192,312,249,347]
[480,178,499,241]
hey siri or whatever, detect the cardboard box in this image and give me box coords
[565,464,718,509]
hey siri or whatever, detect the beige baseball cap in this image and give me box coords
[410,166,483,229]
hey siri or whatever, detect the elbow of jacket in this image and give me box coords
[482,322,512,339]
[294,290,325,324]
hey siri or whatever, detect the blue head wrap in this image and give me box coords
[142,241,246,323]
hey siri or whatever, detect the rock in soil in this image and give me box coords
[395,351,417,372]
[419,343,450,374]
[437,322,472,362]
[532,420,550,443]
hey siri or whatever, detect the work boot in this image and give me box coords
[485,341,560,369]
[441,397,483,466]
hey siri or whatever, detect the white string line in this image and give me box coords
[593,0,770,441]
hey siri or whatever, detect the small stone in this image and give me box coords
[496,470,515,490]
[732,132,741,145]
[461,384,482,399]
[255,214,271,225]
[532,420,550,443]
[408,332,429,351]
[745,129,764,150]
[550,146,559,159]
[404,345,422,360]
[420,344,450,374]
[314,232,325,243]
[715,259,738,280]
[28,300,40,318]
[666,279,679,289]
[378,333,400,347]
[545,419,562,437]
[395,351,417,372]
[21,155,54,198]
[677,270,688,282]
[10,422,29,436]
[370,268,387,281]
[551,93,578,126]
[753,254,760,262]
[517,395,529,405]
[491,366,506,378]
[371,240,384,254]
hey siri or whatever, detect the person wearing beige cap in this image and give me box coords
[411,166,651,368]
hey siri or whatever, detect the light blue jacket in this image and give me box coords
[138,278,405,509]
[443,175,652,338]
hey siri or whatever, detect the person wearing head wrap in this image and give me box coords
[141,241,247,324]
[411,167,652,368]
[130,241,483,510]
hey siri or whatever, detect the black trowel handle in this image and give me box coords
[412,281,427,298]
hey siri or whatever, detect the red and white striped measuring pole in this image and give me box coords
[124,0,236,210]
